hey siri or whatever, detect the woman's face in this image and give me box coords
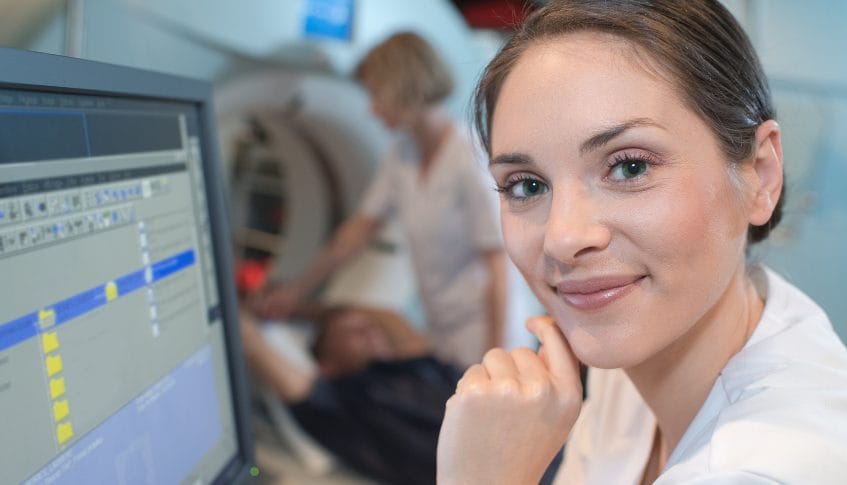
[363,81,413,131]
[489,32,755,369]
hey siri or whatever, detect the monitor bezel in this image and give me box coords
[0,47,254,484]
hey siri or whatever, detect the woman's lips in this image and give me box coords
[554,275,645,311]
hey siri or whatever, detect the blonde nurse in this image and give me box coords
[258,32,507,369]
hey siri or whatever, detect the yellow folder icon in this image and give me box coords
[49,377,66,399]
[53,400,70,422]
[45,354,63,377]
[42,332,60,354]
[56,421,74,445]
[105,281,118,301]
[38,308,56,329]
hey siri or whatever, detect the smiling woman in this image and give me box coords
[436,1,847,484]
[488,29,771,372]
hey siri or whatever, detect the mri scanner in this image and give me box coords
[178,0,507,321]
[215,69,420,312]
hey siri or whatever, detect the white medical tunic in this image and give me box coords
[359,126,502,368]
[555,266,847,484]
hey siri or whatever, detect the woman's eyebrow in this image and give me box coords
[489,152,533,166]
[579,118,662,155]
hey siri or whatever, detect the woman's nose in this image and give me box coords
[542,186,611,266]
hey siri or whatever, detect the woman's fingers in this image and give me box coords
[526,315,580,387]
[482,348,520,379]
[511,347,551,389]
[457,322,579,399]
[455,363,490,394]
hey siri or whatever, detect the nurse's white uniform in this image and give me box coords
[359,126,502,368]
[555,266,847,484]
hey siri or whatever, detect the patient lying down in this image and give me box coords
[240,304,461,485]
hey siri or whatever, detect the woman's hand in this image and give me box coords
[437,316,583,485]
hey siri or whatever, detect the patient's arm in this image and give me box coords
[239,311,316,403]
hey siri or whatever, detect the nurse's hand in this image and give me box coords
[252,283,304,319]
[436,316,583,485]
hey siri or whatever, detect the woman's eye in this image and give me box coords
[610,159,648,181]
[509,179,548,198]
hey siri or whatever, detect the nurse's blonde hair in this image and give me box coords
[354,31,454,111]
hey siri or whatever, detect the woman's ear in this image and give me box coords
[747,120,784,226]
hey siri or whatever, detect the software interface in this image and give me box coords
[0,88,239,484]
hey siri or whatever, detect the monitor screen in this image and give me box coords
[0,49,253,484]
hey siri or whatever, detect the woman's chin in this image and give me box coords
[576,352,635,370]
[566,332,651,370]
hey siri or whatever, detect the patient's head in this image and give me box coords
[311,305,394,377]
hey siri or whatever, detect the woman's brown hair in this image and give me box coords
[473,0,783,244]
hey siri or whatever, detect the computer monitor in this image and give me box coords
[0,48,253,484]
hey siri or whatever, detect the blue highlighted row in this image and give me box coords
[0,249,196,352]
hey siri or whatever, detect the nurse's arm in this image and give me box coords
[296,214,382,295]
[256,214,383,318]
